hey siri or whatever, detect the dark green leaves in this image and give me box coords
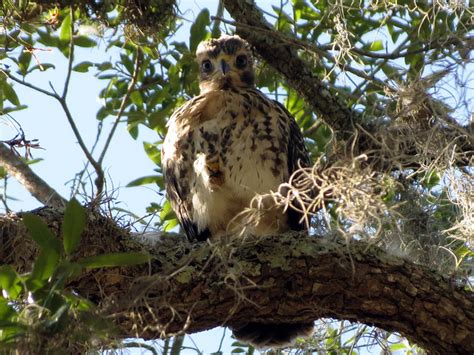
[126,175,163,187]
[73,36,96,48]
[62,198,86,255]
[22,214,61,283]
[31,249,60,282]
[2,82,20,106]
[22,199,150,271]
[22,214,61,253]
[190,9,210,52]
[0,266,21,299]
[72,61,94,73]
[17,49,32,76]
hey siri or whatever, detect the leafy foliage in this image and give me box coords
[0,199,151,352]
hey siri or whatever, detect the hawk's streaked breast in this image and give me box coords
[162,35,309,242]
[162,87,300,239]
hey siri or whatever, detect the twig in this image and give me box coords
[56,98,105,197]
[121,341,158,354]
[0,143,67,208]
[62,6,75,100]
[98,49,142,165]
[1,69,105,199]
[2,70,57,99]
[0,176,11,212]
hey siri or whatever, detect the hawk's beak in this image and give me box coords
[220,60,230,75]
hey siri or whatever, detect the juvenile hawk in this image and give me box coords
[162,35,313,347]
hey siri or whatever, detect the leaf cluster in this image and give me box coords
[0,199,150,352]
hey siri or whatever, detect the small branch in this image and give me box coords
[62,6,75,100]
[1,70,105,198]
[1,69,57,99]
[98,49,142,166]
[0,143,67,208]
[56,98,105,196]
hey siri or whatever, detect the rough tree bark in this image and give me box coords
[1,211,473,354]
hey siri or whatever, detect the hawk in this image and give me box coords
[162,35,313,347]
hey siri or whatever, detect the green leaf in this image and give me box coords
[368,40,384,51]
[62,198,86,255]
[30,249,60,281]
[381,63,400,79]
[189,9,210,52]
[120,53,134,74]
[0,105,28,114]
[73,36,97,47]
[128,123,139,139]
[387,23,402,43]
[96,61,113,71]
[37,29,59,47]
[163,218,179,232]
[3,82,20,106]
[159,199,175,221]
[0,321,26,343]
[130,91,144,106]
[0,298,15,320]
[126,175,162,187]
[17,49,32,76]
[231,341,248,347]
[59,13,72,42]
[143,142,162,165]
[72,61,94,73]
[422,170,440,189]
[390,343,408,350]
[27,63,56,74]
[79,252,151,269]
[22,214,61,253]
[0,266,22,299]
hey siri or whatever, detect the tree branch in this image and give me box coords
[62,6,75,100]
[1,212,473,354]
[1,70,106,196]
[221,0,474,170]
[98,49,141,166]
[0,144,66,208]
[221,0,358,135]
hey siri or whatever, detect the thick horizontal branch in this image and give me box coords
[1,211,473,354]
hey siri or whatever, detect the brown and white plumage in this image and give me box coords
[162,35,313,347]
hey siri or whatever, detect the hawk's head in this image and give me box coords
[196,35,255,93]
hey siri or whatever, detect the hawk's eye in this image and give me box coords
[235,55,247,69]
[201,59,213,73]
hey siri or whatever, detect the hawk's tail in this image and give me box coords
[231,322,314,348]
